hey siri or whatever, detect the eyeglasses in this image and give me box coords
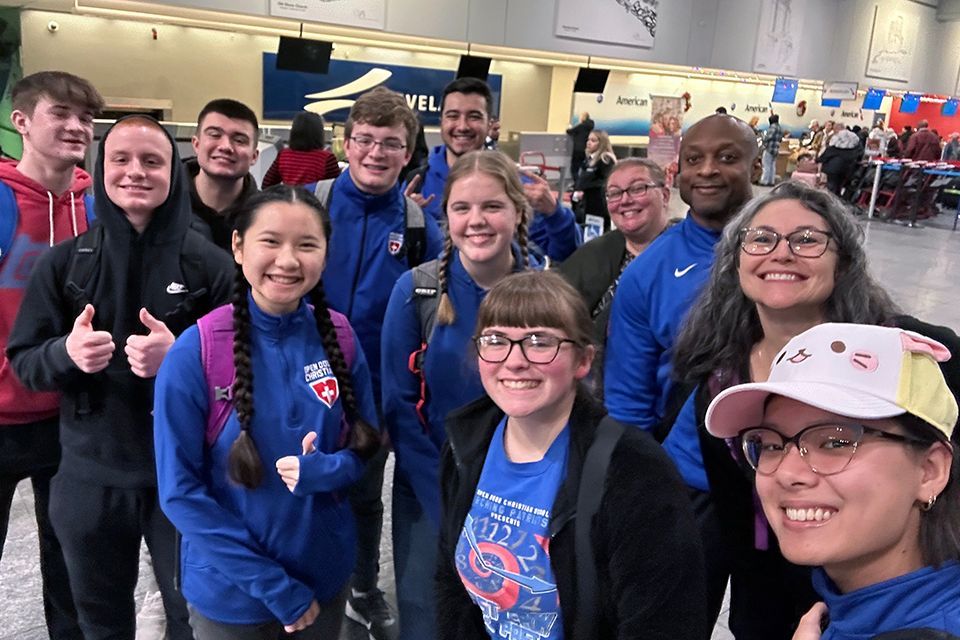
[740,423,927,476]
[604,181,663,202]
[739,228,836,257]
[474,333,578,365]
[348,136,407,154]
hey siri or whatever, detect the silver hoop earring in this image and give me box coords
[920,494,937,512]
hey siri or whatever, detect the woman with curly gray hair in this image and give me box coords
[668,180,960,639]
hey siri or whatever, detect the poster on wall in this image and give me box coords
[270,0,385,31]
[647,95,683,178]
[865,3,919,83]
[555,0,657,49]
[753,0,808,77]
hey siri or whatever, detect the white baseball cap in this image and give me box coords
[705,323,959,440]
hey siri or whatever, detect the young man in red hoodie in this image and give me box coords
[0,70,103,639]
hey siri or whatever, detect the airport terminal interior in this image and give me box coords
[3,0,960,638]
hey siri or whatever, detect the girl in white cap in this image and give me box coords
[706,322,960,640]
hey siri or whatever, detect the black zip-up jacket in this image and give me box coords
[437,390,708,639]
[8,118,233,488]
[184,157,259,252]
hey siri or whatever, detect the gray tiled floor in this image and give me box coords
[4,194,960,640]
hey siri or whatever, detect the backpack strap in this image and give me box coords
[83,193,96,225]
[64,225,104,310]
[574,416,625,638]
[403,195,427,268]
[199,304,357,448]
[406,259,441,427]
[314,179,335,213]
[0,181,17,265]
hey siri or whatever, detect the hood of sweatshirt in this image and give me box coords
[0,159,92,247]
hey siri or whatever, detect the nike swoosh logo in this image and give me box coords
[674,263,697,278]
[166,282,188,295]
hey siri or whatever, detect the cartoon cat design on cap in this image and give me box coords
[706,323,959,440]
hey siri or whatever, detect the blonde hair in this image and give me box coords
[589,129,617,166]
[437,150,531,325]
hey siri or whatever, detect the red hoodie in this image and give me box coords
[0,160,92,425]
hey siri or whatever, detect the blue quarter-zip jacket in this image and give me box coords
[381,248,542,526]
[154,297,377,626]
[604,214,722,491]
[416,145,581,261]
[323,170,443,403]
[814,563,960,639]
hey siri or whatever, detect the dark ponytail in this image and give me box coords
[309,285,380,460]
[227,263,264,488]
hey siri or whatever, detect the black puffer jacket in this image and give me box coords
[437,389,707,640]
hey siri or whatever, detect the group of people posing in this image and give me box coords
[2,68,960,640]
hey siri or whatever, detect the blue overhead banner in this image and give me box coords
[262,53,502,124]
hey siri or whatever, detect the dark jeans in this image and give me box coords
[349,444,389,592]
[391,471,437,640]
[49,476,193,640]
[0,417,83,640]
[570,150,586,183]
[188,588,347,640]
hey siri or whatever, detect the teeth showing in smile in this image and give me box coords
[268,275,299,284]
[785,507,834,522]
[502,380,538,389]
[763,273,800,281]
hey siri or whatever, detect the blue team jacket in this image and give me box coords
[154,298,377,626]
[380,248,541,526]
[322,171,443,403]
[416,145,582,262]
[604,214,721,491]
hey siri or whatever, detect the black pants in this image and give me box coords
[570,151,586,183]
[689,488,816,640]
[0,418,83,639]
[348,444,389,592]
[49,476,193,640]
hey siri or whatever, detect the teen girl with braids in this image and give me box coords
[381,150,541,639]
[153,186,379,639]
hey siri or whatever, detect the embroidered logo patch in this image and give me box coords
[304,360,338,408]
[388,232,404,256]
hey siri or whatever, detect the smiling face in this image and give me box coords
[738,199,839,317]
[232,200,327,316]
[606,164,669,249]
[447,171,519,273]
[192,111,259,180]
[678,116,755,228]
[103,121,173,232]
[478,325,592,429]
[13,95,95,169]
[344,121,412,195]
[440,91,489,160]
[755,396,948,592]
[586,133,599,154]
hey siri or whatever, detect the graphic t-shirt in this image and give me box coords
[456,417,569,640]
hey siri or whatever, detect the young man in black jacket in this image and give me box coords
[8,116,233,640]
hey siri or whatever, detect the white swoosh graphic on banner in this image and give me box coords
[304,99,357,115]
[303,69,392,99]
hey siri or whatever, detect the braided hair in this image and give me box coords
[436,150,531,326]
[226,185,378,488]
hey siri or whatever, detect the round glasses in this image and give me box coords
[604,181,663,202]
[348,135,407,154]
[739,228,836,258]
[740,423,927,476]
[474,333,578,365]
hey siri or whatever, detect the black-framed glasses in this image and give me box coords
[740,423,928,476]
[348,135,407,154]
[604,181,663,202]
[474,333,578,365]
[739,228,837,257]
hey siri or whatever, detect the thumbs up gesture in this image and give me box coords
[125,307,174,379]
[65,304,115,373]
[276,432,318,493]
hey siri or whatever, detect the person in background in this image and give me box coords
[572,129,616,228]
[8,115,233,640]
[706,322,960,640]
[0,69,104,640]
[899,125,914,149]
[186,98,260,251]
[154,186,380,640]
[483,116,500,150]
[436,270,707,639]
[819,127,861,197]
[801,120,824,157]
[761,114,784,186]
[382,150,539,640]
[261,111,340,187]
[942,132,960,162]
[566,111,594,183]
